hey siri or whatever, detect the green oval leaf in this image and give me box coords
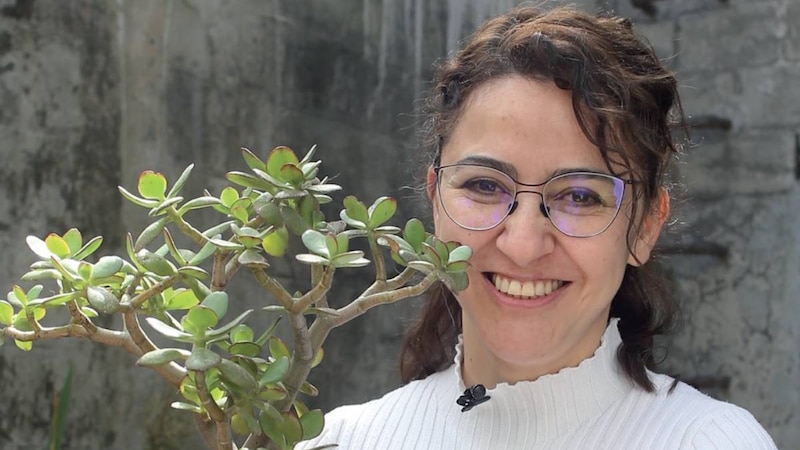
[301,230,329,257]
[368,197,397,228]
[230,197,252,223]
[407,260,436,274]
[241,147,265,171]
[45,234,71,259]
[188,239,218,266]
[72,236,103,260]
[277,413,303,445]
[184,306,219,333]
[62,228,83,254]
[300,409,324,440]
[229,342,261,358]
[218,359,257,391]
[25,236,52,260]
[295,254,329,265]
[220,186,240,208]
[134,217,168,251]
[86,286,120,314]
[343,196,369,222]
[166,164,194,198]
[145,317,192,340]
[136,249,177,276]
[92,256,124,280]
[447,245,472,264]
[253,196,282,227]
[445,260,470,273]
[201,292,229,319]
[167,289,200,310]
[136,348,191,366]
[268,337,290,360]
[237,249,270,268]
[331,251,370,268]
[266,146,300,179]
[261,227,289,257]
[404,218,426,252]
[185,347,221,371]
[0,300,13,326]
[138,170,168,200]
[230,324,254,343]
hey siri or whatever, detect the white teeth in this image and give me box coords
[491,274,564,299]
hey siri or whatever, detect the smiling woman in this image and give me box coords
[296,5,777,450]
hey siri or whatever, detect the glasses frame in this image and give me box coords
[433,163,633,238]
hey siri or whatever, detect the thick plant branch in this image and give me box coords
[194,370,232,450]
[363,266,416,298]
[310,265,329,308]
[67,300,98,334]
[193,414,218,450]
[3,322,125,345]
[3,317,185,386]
[212,252,231,291]
[167,206,208,246]
[123,311,156,354]
[292,267,334,313]
[367,235,386,283]
[276,312,314,411]
[123,274,182,309]
[251,269,294,310]
[332,273,438,327]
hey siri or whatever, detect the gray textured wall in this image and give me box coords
[0,0,797,449]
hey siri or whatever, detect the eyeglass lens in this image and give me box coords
[436,165,625,237]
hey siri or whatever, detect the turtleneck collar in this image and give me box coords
[448,318,634,435]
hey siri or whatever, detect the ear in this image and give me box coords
[628,188,670,266]
[426,166,437,201]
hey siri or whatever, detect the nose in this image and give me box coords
[495,194,556,267]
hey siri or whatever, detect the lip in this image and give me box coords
[481,272,567,309]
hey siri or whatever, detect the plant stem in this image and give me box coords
[67,300,98,334]
[310,265,329,308]
[194,370,232,450]
[251,269,294,310]
[332,273,438,328]
[123,311,156,354]
[212,252,231,291]
[367,234,386,283]
[167,206,210,246]
[292,267,334,313]
[193,414,218,450]
[122,274,182,309]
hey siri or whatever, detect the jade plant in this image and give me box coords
[0,146,471,450]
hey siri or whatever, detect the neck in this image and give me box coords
[460,320,607,388]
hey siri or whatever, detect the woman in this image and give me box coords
[298,5,776,449]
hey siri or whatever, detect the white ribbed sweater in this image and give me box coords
[297,321,776,449]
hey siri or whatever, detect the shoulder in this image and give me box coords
[637,372,777,449]
[295,370,453,449]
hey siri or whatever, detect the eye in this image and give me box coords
[549,187,604,212]
[464,178,505,194]
[565,188,601,205]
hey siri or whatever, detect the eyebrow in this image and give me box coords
[455,156,518,177]
[453,155,611,179]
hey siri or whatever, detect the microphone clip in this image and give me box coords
[456,384,491,412]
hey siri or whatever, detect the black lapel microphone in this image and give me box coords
[456,384,491,412]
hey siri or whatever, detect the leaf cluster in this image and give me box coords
[0,146,471,450]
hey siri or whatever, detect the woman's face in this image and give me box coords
[429,76,664,387]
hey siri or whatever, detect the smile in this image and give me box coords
[491,274,565,298]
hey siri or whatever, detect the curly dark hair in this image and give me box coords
[400,5,684,392]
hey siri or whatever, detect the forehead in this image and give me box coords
[441,76,614,178]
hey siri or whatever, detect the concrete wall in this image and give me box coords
[607,0,800,447]
[0,0,796,448]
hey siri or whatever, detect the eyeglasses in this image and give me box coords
[434,164,631,237]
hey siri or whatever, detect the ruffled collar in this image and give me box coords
[448,318,634,432]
